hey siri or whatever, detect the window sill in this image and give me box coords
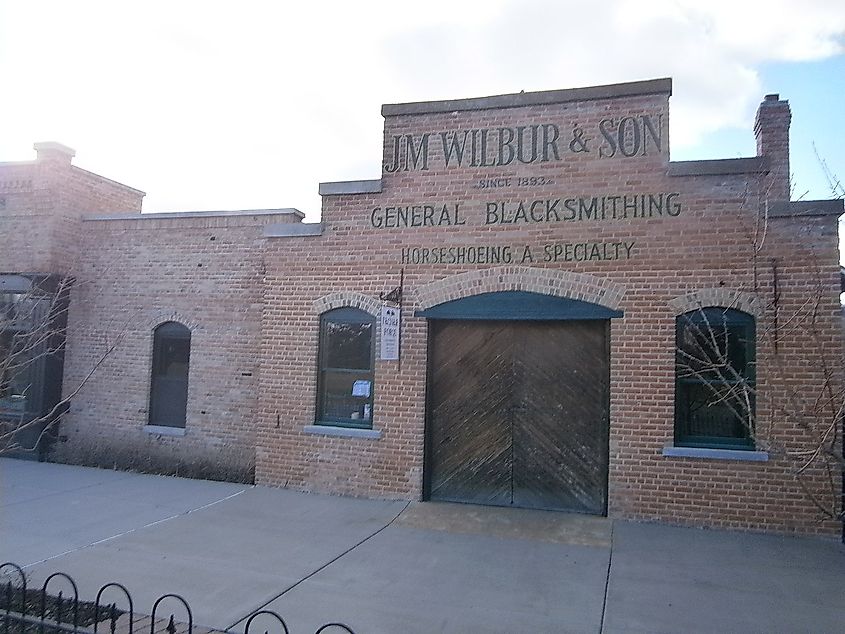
[144,425,186,437]
[304,425,381,440]
[662,444,768,462]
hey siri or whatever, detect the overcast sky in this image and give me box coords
[1,1,843,221]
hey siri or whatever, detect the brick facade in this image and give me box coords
[2,77,842,535]
[257,79,843,535]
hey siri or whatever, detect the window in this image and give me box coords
[675,308,755,449]
[317,308,375,428]
[149,321,191,428]
[1,291,44,331]
[0,291,49,415]
[0,332,35,414]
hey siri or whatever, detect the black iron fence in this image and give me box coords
[1,563,354,634]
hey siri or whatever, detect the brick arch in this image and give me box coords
[668,288,763,318]
[414,266,624,312]
[312,292,381,317]
[145,311,200,332]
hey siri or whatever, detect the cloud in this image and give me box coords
[0,0,843,219]
[381,0,845,147]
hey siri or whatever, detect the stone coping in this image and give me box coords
[382,78,672,116]
[319,179,382,196]
[0,160,37,167]
[768,199,844,218]
[264,222,323,237]
[84,208,304,221]
[667,157,767,177]
[34,141,75,156]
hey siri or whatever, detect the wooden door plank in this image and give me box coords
[512,321,609,514]
[429,321,513,505]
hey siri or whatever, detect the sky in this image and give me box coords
[1,0,843,223]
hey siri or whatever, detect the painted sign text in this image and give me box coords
[383,115,663,172]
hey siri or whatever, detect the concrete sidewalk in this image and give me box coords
[1,459,843,633]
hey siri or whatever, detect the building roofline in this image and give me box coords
[0,161,146,196]
[381,77,672,117]
[71,166,146,196]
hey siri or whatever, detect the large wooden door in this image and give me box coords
[427,320,609,514]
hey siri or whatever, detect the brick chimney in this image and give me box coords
[754,94,791,201]
[33,141,76,167]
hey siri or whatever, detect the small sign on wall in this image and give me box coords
[380,305,400,360]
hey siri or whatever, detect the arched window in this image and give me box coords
[675,308,756,449]
[317,308,375,429]
[149,321,191,428]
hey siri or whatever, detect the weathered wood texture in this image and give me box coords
[428,320,609,514]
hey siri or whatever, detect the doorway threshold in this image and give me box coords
[395,500,612,547]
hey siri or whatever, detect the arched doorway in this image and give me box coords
[419,291,619,514]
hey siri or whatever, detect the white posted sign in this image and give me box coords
[380,305,400,360]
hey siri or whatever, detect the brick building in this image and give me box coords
[1,78,842,535]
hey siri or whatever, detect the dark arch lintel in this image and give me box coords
[415,291,623,321]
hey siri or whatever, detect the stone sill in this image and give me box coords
[662,444,768,462]
[303,425,382,440]
[144,424,186,437]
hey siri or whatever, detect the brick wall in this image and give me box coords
[54,210,303,481]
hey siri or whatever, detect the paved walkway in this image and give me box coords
[1,458,843,633]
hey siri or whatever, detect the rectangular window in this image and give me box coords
[675,308,756,449]
[0,292,49,416]
[0,332,37,414]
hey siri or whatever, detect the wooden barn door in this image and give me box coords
[427,320,609,514]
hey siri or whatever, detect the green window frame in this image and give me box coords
[316,308,375,429]
[675,307,756,450]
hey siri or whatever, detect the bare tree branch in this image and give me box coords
[1,273,129,456]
